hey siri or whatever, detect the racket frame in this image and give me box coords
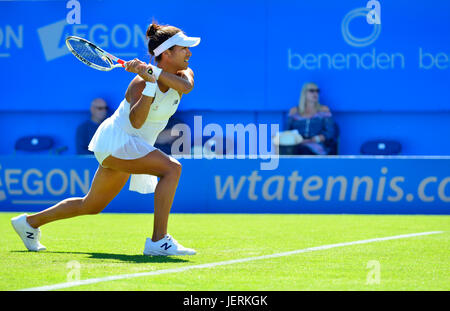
[65,36,126,71]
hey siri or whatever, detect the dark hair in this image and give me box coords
[146,22,182,62]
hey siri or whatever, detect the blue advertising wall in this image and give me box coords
[0,156,449,215]
[0,0,449,154]
[0,0,449,112]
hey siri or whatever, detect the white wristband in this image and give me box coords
[148,64,162,80]
[142,81,157,97]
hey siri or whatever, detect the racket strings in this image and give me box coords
[68,39,111,69]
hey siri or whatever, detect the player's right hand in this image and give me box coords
[125,59,156,82]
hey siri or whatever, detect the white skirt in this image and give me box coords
[88,118,159,194]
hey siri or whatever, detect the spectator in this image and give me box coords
[76,98,108,154]
[284,82,338,155]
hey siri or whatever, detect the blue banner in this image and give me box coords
[0,0,448,112]
[0,156,449,214]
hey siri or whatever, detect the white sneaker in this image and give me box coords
[11,213,46,252]
[143,234,196,256]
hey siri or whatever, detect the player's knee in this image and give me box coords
[168,160,182,178]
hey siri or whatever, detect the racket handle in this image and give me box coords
[117,59,126,68]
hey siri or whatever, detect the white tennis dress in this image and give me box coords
[88,85,181,194]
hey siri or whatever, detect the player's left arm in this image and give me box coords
[159,67,194,95]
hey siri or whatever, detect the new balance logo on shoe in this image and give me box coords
[160,242,172,251]
[26,232,34,239]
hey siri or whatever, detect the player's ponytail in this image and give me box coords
[146,23,160,38]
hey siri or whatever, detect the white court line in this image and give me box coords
[19,231,443,291]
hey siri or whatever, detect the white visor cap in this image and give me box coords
[153,32,201,57]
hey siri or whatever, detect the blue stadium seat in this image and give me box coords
[14,136,55,154]
[360,139,402,155]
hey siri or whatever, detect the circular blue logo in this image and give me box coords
[342,8,381,47]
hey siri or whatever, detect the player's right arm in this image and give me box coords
[125,59,156,129]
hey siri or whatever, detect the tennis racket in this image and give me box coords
[65,36,127,71]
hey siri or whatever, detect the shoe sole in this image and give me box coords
[143,249,196,256]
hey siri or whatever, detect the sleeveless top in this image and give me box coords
[111,86,181,144]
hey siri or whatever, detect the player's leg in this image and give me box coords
[26,166,130,228]
[102,149,181,242]
[102,150,195,256]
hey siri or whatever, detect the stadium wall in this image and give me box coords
[1,110,450,156]
[1,0,449,113]
[0,156,449,215]
[1,0,449,156]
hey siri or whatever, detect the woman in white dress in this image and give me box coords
[11,23,200,256]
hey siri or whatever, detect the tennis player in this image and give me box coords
[11,23,200,256]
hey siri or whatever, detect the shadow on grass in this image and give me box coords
[10,250,190,263]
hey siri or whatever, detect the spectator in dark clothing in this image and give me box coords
[76,98,108,154]
[284,82,338,155]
